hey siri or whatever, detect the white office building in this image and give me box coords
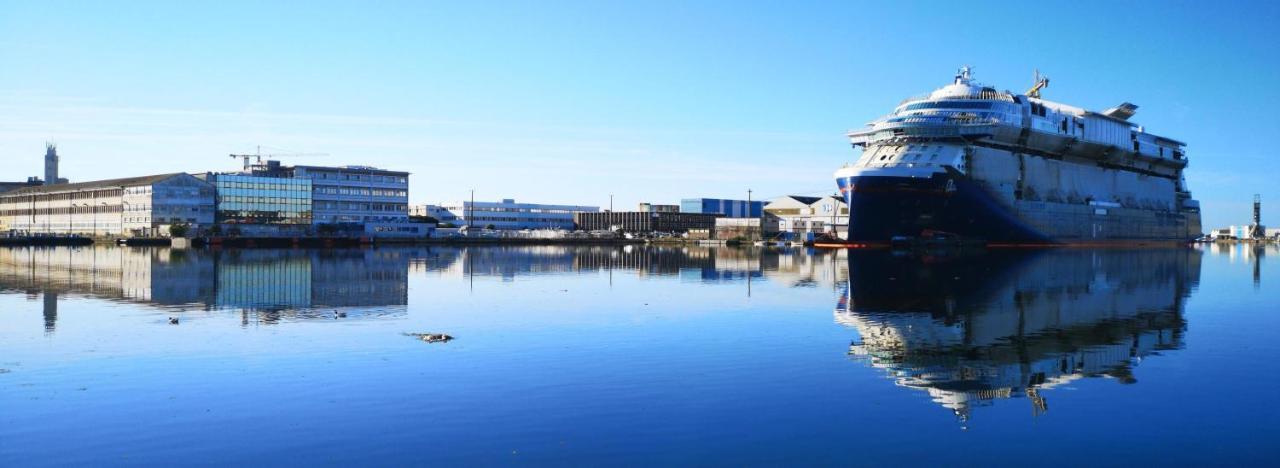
[416,199,599,230]
[764,195,848,237]
[0,173,215,237]
[289,165,410,225]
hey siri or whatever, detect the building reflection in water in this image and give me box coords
[1204,242,1275,287]
[835,248,1202,422]
[1,244,854,332]
[42,291,57,334]
[407,245,849,288]
[0,246,416,328]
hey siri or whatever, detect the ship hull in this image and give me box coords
[837,173,1201,244]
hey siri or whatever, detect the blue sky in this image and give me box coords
[1,0,1277,228]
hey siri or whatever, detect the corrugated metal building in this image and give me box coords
[574,211,720,233]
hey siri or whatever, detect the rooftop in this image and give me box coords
[787,195,823,205]
[294,164,409,175]
[0,173,188,197]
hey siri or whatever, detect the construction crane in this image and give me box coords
[228,145,329,170]
[1026,69,1050,98]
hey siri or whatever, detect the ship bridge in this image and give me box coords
[850,67,1021,147]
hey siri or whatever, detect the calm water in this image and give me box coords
[1,244,1277,466]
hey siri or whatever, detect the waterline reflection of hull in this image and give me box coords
[835,248,1201,420]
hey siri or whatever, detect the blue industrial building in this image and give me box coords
[680,198,764,218]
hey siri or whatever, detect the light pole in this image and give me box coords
[609,194,613,212]
[468,189,474,229]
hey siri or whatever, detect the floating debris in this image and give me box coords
[168,317,180,325]
[404,332,453,343]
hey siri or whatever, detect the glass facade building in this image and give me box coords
[680,198,765,218]
[210,174,312,225]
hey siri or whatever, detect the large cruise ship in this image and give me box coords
[834,67,1201,243]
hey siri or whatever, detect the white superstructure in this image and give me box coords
[835,67,1201,243]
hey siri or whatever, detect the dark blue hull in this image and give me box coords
[836,173,1051,243]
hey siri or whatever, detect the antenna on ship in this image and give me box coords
[955,65,973,84]
[1027,69,1050,98]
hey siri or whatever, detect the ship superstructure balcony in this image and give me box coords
[898,89,1017,106]
[849,115,1007,145]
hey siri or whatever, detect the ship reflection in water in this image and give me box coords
[836,248,1201,421]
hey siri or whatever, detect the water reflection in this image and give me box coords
[42,291,57,334]
[836,248,1202,421]
[0,245,849,331]
[406,245,848,286]
[1202,242,1277,287]
[0,246,416,326]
